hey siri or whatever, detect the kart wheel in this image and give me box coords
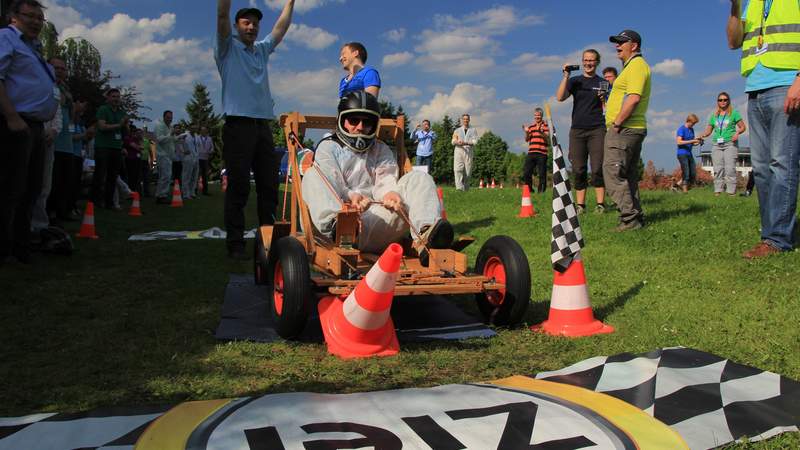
[474,235,531,326]
[254,228,269,285]
[268,236,313,339]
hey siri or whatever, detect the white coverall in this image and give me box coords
[181,132,200,199]
[302,138,441,254]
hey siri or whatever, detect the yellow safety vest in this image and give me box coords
[741,0,800,76]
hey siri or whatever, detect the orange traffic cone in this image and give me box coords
[518,184,536,218]
[76,201,99,239]
[197,176,204,194]
[479,178,484,189]
[170,180,183,208]
[500,182,504,189]
[437,187,447,220]
[222,174,228,193]
[128,192,142,216]
[531,253,614,337]
[491,178,496,189]
[318,243,402,358]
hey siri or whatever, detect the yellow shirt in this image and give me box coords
[605,55,651,129]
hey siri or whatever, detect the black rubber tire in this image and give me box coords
[474,235,531,326]
[254,229,269,285]
[268,236,313,339]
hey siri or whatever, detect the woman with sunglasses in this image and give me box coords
[698,92,747,196]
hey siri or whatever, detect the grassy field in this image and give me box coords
[1,183,798,447]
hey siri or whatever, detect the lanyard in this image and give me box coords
[716,113,728,131]
[759,0,774,46]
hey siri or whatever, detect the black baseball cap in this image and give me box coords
[235,7,263,22]
[609,29,642,45]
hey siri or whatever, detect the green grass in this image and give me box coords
[1,184,798,448]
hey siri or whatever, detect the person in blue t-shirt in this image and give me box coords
[675,113,703,193]
[410,119,437,174]
[338,42,381,98]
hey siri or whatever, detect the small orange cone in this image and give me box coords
[76,201,99,239]
[500,182,504,189]
[437,187,447,220]
[318,243,402,359]
[491,178,496,189]
[197,176,204,193]
[531,253,614,337]
[128,192,142,216]
[478,178,484,189]
[222,174,228,193]
[170,180,183,208]
[518,184,536,218]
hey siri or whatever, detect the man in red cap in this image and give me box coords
[215,0,294,259]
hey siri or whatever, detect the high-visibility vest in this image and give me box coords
[741,0,800,76]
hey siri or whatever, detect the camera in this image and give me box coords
[565,64,580,72]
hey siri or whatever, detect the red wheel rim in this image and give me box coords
[273,262,284,315]
[483,256,506,306]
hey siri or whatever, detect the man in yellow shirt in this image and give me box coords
[602,29,651,232]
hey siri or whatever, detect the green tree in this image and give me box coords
[472,131,509,185]
[430,115,456,184]
[184,83,220,130]
[39,21,59,60]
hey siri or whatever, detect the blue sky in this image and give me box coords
[43,0,748,170]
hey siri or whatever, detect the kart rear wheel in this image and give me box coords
[254,228,269,285]
[268,236,313,339]
[474,235,530,326]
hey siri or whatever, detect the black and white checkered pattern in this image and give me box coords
[548,115,584,272]
[536,346,800,450]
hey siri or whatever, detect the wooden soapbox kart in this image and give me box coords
[254,112,531,339]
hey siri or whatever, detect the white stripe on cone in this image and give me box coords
[364,265,398,294]
[342,294,391,330]
[549,284,591,310]
[521,197,532,206]
[84,216,94,225]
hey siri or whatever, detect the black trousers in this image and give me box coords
[0,116,45,260]
[126,158,142,194]
[91,147,122,208]
[171,161,183,186]
[522,152,548,193]
[222,116,278,249]
[199,159,210,194]
[49,152,82,219]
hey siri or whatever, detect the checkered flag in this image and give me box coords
[545,104,584,272]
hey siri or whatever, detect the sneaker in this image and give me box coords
[615,220,643,232]
[576,204,586,214]
[594,204,606,214]
[740,190,752,197]
[742,241,781,259]
[415,219,454,265]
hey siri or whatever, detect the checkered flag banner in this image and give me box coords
[545,104,584,272]
[536,347,800,449]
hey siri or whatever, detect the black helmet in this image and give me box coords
[336,91,381,153]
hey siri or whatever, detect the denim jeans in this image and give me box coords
[747,85,800,251]
[416,154,433,174]
[677,154,696,185]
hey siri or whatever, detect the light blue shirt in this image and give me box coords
[0,25,57,122]
[215,33,277,119]
[742,0,800,92]
[411,129,436,157]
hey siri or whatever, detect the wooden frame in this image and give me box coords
[266,112,503,298]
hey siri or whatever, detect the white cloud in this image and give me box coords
[652,59,686,77]
[41,0,92,33]
[702,70,740,85]
[271,67,339,112]
[383,28,406,43]
[383,86,421,102]
[414,6,542,76]
[285,23,338,50]
[382,51,413,67]
[513,43,618,76]
[262,0,344,14]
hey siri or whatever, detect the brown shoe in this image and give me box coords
[742,241,782,259]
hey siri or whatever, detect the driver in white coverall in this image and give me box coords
[302,91,453,259]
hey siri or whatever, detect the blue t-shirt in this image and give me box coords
[411,129,437,157]
[214,33,277,119]
[676,125,694,156]
[72,123,86,157]
[339,65,381,98]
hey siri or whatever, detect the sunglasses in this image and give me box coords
[717,98,730,102]
[345,116,374,126]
